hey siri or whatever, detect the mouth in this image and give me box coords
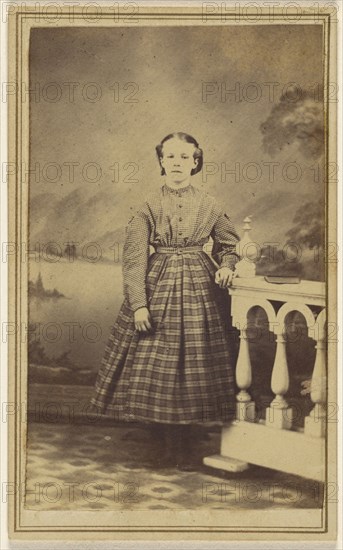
[171,170,182,173]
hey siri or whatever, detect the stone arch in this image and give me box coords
[314,309,326,341]
[275,302,316,336]
[246,299,277,328]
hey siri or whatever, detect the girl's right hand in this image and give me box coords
[134,307,153,333]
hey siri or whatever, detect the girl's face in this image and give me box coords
[160,138,198,185]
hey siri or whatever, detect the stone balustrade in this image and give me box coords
[204,218,326,482]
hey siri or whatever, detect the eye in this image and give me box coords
[181,155,189,159]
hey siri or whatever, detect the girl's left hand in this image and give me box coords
[215,267,235,288]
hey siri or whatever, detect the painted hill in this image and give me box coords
[29,184,316,262]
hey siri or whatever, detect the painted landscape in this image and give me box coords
[27,24,325,419]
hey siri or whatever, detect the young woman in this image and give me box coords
[90,132,240,471]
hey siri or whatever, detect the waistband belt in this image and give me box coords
[156,245,204,254]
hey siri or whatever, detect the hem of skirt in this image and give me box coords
[89,399,235,424]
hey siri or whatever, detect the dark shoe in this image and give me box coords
[151,423,200,472]
[176,457,197,472]
[145,454,176,470]
[147,422,178,469]
[172,424,199,472]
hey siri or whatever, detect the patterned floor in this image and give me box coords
[25,421,323,511]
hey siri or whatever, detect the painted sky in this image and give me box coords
[29,24,324,246]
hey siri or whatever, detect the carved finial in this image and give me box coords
[234,216,256,278]
[243,215,253,229]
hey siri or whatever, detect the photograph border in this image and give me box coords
[6,2,339,542]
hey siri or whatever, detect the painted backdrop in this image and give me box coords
[28,25,324,389]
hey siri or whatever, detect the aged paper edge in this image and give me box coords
[7,1,340,542]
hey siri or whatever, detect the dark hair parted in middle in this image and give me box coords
[155,132,203,176]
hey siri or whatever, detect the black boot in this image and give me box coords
[173,424,197,472]
[157,423,192,470]
[151,424,199,471]
[148,422,176,468]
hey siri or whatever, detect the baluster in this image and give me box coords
[235,327,255,422]
[266,331,293,430]
[305,310,326,437]
[234,216,256,278]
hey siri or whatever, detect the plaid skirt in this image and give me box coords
[89,250,237,424]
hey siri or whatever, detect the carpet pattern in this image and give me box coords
[25,421,323,511]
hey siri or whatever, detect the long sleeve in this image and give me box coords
[122,211,151,312]
[211,212,241,270]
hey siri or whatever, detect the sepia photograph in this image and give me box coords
[4,1,340,544]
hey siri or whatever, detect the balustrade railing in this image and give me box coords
[204,218,326,482]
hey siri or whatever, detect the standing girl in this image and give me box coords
[90,132,240,471]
